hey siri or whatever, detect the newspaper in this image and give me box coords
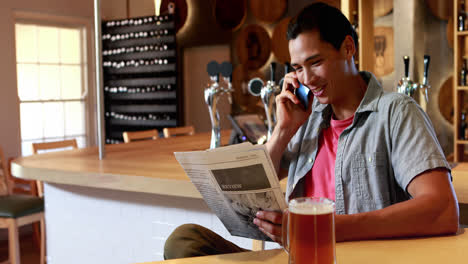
[174,142,287,241]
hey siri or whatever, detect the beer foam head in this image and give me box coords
[289,198,334,215]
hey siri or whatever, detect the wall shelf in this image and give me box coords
[454,0,468,161]
[341,0,374,72]
[109,118,177,127]
[106,91,176,100]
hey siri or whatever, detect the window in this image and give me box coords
[15,23,90,156]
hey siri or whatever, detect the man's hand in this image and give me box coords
[275,71,313,134]
[253,210,283,244]
[265,72,314,178]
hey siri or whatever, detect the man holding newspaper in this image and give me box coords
[164,2,458,259]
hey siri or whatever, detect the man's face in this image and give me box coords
[289,30,352,105]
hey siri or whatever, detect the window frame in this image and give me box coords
[13,11,96,154]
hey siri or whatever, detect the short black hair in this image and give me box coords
[287,2,358,51]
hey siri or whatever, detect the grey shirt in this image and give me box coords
[281,71,450,215]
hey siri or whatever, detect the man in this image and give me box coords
[164,3,459,259]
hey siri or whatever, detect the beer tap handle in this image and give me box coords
[423,55,430,85]
[270,62,277,82]
[403,56,410,79]
[220,61,233,88]
[220,61,233,103]
[279,62,292,89]
[207,60,220,83]
[285,62,292,74]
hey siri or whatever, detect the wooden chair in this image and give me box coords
[32,139,78,197]
[0,146,45,264]
[122,129,159,143]
[6,157,37,195]
[6,156,42,252]
[163,126,195,138]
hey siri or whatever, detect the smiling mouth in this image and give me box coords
[311,86,324,93]
[310,84,326,95]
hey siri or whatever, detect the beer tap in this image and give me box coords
[279,62,292,89]
[397,56,418,97]
[419,55,431,103]
[204,61,233,149]
[220,61,234,105]
[248,62,281,140]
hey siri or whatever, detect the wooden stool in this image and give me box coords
[163,126,195,138]
[32,139,78,197]
[123,129,159,143]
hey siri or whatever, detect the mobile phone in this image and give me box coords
[294,83,311,110]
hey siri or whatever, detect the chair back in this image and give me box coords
[163,126,195,138]
[7,156,37,195]
[32,139,78,154]
[0,146,11,196]
[123,129,159,143]
[32,139,78,196]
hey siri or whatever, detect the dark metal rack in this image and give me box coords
[102,14,178,144]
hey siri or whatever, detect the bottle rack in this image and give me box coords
[102,14,178,144]
[341,0,374,72]
[454,0,468,161]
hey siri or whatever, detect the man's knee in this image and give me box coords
[164,223,247,260]
[164,224,206,259]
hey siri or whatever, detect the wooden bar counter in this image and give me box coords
[11,130,279,264]
[11,131,233,199]
[139,228,468,264]
[10,131,468,263]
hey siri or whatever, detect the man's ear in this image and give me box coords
[341,35,356,60]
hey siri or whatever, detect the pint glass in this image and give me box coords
[282,197,336,264]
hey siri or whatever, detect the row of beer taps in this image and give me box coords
[204,56,431,149]
[204,61,286,148]
[397,55,431,102]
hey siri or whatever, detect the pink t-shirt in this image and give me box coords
[304,115,354,201]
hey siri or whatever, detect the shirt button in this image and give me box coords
[368,157,372,162]
[308,158,313,163]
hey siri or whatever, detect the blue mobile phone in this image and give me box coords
[295,83,311,110]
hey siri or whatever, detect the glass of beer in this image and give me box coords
[282,197,335,264]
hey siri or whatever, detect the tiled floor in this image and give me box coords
[0,233,40,264]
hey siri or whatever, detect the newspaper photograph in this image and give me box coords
[174,142,287,241]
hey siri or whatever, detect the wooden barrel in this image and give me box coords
[161,0,188,32]
[236,24,272,70]
[232,64,265,115]
[316,0,340,9]
[374,0,393,18]
[373,26,394,77]
[426,0,453,20]
[272,17,291,64]
[214,0,247,31]
[438,76,453,124]
[249,0,287,23]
